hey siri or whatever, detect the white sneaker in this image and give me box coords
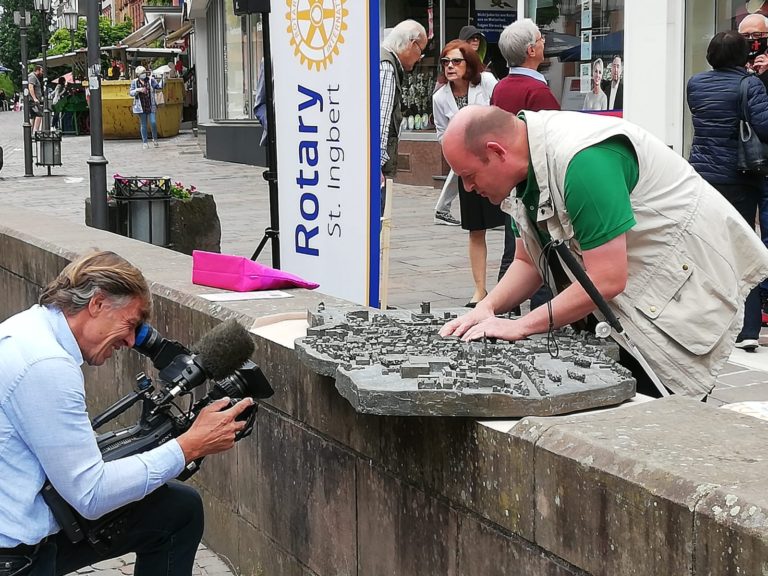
[735,338,759,352]
[153,140,159,148]
[142,143,149,150]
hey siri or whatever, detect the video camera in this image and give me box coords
[43,319,273,553]
[748,35,768,61]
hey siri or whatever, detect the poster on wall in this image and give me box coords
[475,0,516,43]
[270,1,380,307]
[580,30,592,60]
[581,1,592,29]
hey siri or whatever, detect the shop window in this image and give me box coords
[221,0,263,120]
[532,0,625,115]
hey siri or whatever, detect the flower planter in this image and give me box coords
[85,192,221,255]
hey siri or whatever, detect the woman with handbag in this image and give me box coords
[129,66,162,149]
[687,30,768,351]
[433,39,501,307]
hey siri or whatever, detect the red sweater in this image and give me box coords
[490,73,560,114]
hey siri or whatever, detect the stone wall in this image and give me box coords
[1,207,767,576]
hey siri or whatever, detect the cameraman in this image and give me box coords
[0,251,254,576]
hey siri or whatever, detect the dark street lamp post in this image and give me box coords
[63,11,78,53]
[14,10,34,177]
[86,0,108,229]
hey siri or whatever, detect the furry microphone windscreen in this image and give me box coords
[191,319,255,381]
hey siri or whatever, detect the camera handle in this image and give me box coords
[91,374,154,431]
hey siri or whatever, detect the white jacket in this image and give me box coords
[502,110,768,396]
[432,71,497,141]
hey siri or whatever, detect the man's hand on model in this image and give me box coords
[460,316,529,342]
[176,397,254,463]
[438,302,495,339]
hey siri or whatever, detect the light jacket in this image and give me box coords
[502,110,768,396]
[129,77,162,114]
[432,71,497,141]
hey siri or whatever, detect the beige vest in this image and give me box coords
[502,111,768,396]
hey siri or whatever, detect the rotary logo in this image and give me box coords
[285,0,348,71]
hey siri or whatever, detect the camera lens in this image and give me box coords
[209,360,273,401]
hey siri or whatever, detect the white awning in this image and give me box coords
[119,18,165,49]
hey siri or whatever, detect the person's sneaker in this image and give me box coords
[735,338,759,352]
[434,211,460,226]
[142,142,149,150]
[153,140,159,148]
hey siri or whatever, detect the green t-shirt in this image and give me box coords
[511,135,639,250]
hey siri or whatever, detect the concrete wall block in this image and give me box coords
[532,445,692,576]
[0,231,74,288]
[378,417,535,538]
[456,515,584,576]
[0,268,42,323]
[520,396,768,576]
[198,487,241,572]
[694,484,768,576]
[357,462,458,576]
[236,517,316,576]
[253,336,382,459]
[251,408,357,576]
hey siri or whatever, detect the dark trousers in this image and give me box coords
[713,182,762,340]
[29,482,203,576]
[498,214,553,311]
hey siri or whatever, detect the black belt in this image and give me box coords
[0,543,38,557]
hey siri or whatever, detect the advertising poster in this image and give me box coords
[270,1,380,307]
[475,0,516,43]
[580,30,592,60]
[581,2,592,29]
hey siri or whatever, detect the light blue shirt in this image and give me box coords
[508,66,548,84]
[0,305,185,546]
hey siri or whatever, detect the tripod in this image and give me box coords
[243,0,280,269]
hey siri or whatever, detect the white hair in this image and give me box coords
[739,13,768,33]
[382,19,426,54]
[498,18,540,67]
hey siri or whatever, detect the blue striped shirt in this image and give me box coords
[0,305,185,546]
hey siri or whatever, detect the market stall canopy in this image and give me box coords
[119,17,165,49]
[165,22,194,44]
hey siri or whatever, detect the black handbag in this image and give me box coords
[736,75,768,175]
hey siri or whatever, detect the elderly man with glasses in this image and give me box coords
[379,19,427,215]
[739,13,768,318]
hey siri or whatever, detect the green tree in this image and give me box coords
[48,16,133,56]
[0,0,46,88]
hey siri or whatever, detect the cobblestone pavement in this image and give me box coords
[0,111,503,310]
[73,544,235,576]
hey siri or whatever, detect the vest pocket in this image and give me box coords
[633,250,738,355]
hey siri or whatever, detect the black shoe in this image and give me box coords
[735,337,759,352]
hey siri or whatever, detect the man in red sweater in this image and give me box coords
[491,18,560,310]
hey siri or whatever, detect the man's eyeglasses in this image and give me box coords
[413,39,427,60]
[440,57,466,67]
[742,32,768,40]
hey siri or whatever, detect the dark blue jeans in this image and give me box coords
[713,182,763,340]
[29,482,203,576]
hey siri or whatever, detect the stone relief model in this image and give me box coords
[294,304,636,417]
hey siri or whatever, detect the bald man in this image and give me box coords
[438,105,768,397]
[739,13,768,79]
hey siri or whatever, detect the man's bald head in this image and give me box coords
[739,13,768,34]
[444,105,518,161]
[442,105,529,205]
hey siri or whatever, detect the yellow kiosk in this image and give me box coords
[101,77,183,139]
[30,47,184,140]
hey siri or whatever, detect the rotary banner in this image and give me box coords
[270,0,380,306]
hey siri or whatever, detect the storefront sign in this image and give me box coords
[270,1,380,306]
[475,0,516,43]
